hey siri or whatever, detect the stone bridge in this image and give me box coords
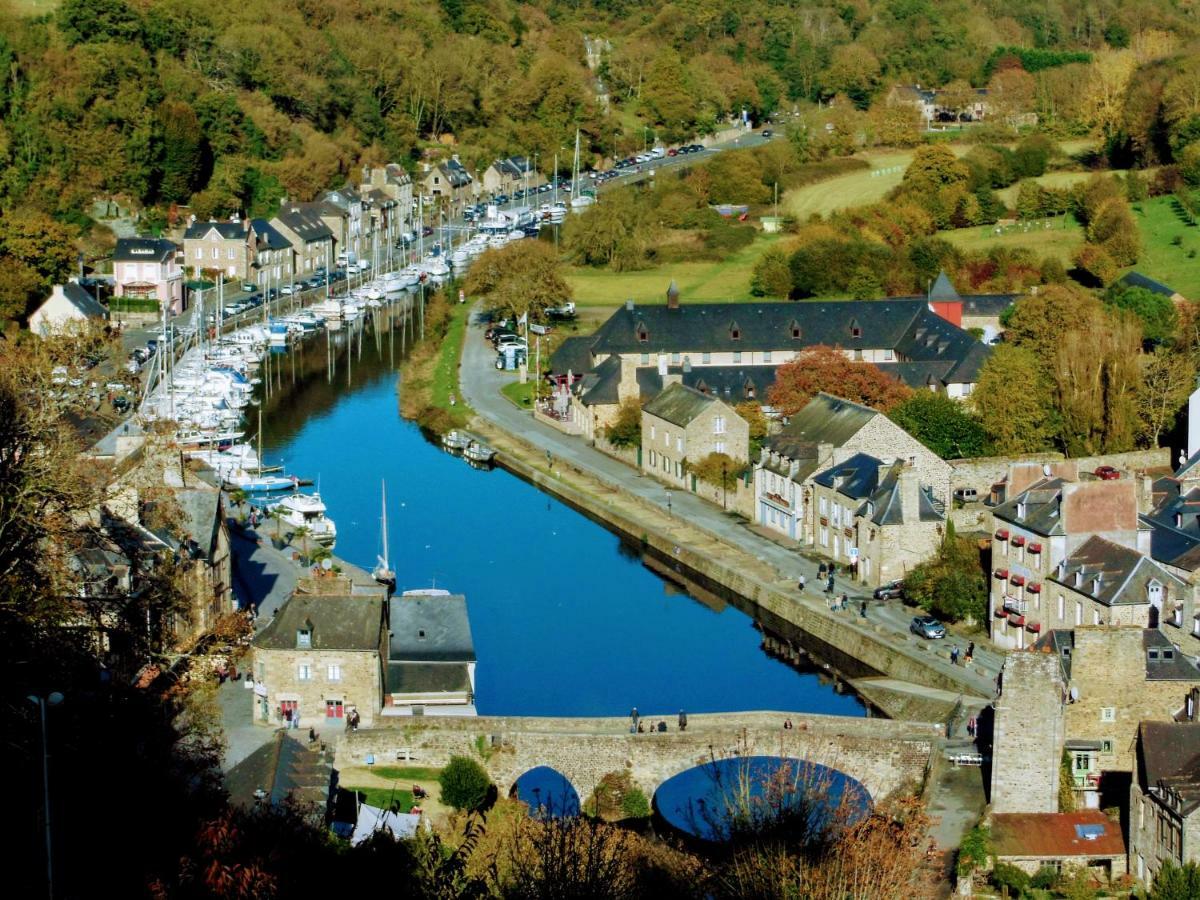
[336,711,938,806]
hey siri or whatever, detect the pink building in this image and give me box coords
[113,237,183,314]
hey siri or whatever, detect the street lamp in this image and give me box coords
[28,691,64,900]
[666,490,672,517]
[722,461,728,510]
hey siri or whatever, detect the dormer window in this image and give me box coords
[296,628,312,649]
[849,318,861,338]
[418,629,426,640]
[730,321,741,341]
[636,322,648,343]
[790,320,802,340]
[1149,582,1163,603]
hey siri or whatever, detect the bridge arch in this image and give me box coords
[510,766,582,817]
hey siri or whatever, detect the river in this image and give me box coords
[256,307,865,719]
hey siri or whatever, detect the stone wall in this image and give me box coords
[990,651,1065,814]
[949,449,1171,495]
[336,711,935,803]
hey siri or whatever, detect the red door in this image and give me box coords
[325,700,344,719]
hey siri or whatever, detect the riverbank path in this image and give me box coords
[458,306,1005,697]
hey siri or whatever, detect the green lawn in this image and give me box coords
[995,170,1114,207]
[367,765,442,781]
[430,300,473,426]
[501,379,537,408]
[1131,195,1200,299]
[939,217,1084,264]
[784,150,920,219]
[564,234,783,305]
[344,786,416,812]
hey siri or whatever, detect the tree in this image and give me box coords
[158,100,204,202]
[703,151,770,204]
[735,401,768,456]
[888,392,987,459]
[903,529,987,623]
[822,44,880,107]
[1004,284,1104,362]
[604,399,642,449]
[58,0,142,46]
[1139,348,1196,447]
[691,452,741,490]
[463,241,572,321]
[1052,310,1142,455]
[1104,284,1178,345]
[0,208,78,287]
[972,345,1056,454]
[1151,861,1200,899]
[767,346,912,415]
[750,246,793,298]
[0,257,45,323]
[438,755,492,811]
[562,191,650,271]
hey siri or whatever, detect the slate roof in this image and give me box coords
[274,206,334,243]
[174,489,222,559]
[184,220,247,240]
[387,662,472,695]
[642,383,717,427]
[814,453,944,524]
[587,299,979,359]
[992,477,1071,536]
[549,336,593,377]
[254,594,385,652]
[388,594,475,662]
[1143,465,1200,572]
[1049,535,1187,606]
[814,452,882,499]
[1136,721,1200,814]
[491,156,535,179]
[251,218,291,251]
[578,354,622,406]
[58,282,108,319]
[1034,628,1199,682]
[113,237,178,263]
[1120,270,1179,298]
[961,294,1019,317]
[435,158,473,188]
[928,270,961,302]
[991,811,1125,860]
[766,393,878,458]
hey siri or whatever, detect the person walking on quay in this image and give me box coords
[798,574,806,593]
[678,710,688,732]
[859,600,867,618]
[630,707,639,733]
[951,646,960,665]
[827,574,835,594]
[966,642,975,666]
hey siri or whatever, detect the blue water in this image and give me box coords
[654,756,872,841]
[259,322,865,718]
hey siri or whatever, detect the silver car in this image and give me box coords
[910,616,946,640]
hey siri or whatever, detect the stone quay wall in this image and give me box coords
[337,711,936,804]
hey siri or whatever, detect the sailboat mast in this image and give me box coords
[381,479,389,568]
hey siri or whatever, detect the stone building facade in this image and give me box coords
[251,593,387,730]
[990,650,1066,814]
[183,219,251,281]
[640,382,748,489]
[1128,721,1200,885]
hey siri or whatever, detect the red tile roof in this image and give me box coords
[992,811,1125,859]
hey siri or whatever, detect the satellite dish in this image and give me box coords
[321,558,333,571]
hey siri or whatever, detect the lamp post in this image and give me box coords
[666,490,672,518]
[28,691,64,900]
[722,461,728,510]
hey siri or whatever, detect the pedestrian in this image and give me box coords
[283,707,292,728]
[859,600,867,618]
[967,641,975,661]
[630,707,639,730]
[657,720,666,733]
[798,574,806,593]
[818,562,827,578]
[827,575,835,594]
[783,718,793,730]
[308,726,317,744]
[951,646,960,665]
[967,716,977,738]
[678,709,688,731]
[840,592,848,610]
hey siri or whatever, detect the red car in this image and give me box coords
[1094,465,1120,480]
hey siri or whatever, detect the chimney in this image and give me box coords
[617,356,639,404]
[1136,474,1154,514]
[625,298,635,312]
[657,355,668,376]
[816,442,835,468]
[899,468,922,522]
[667,280,680,310]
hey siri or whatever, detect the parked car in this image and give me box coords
[1094,465,1121,480]
[953,487,979,504]
[910,616,946,640]
[241,282,258,293]
[873,580,905,601]
[761,129,773,138]
[280,284,295,295]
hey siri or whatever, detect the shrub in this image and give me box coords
[956,823,991,876]
[621,788,651,820]
[605,399,642,449]
[690,452,742,490]
[438,755,492,811]
[1031,865,1059,890]
[991,861,1031,896]
[587,771,650,821]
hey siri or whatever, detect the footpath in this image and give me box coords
[457,306,1002,714]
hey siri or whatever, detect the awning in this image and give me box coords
[1026,621,1042,633]
[1011,535,1026,547]
[1027,582,1041,593]
[994,568,1009,579]
[1010,574,1026,586]
[1028,542,1042,554]
[995,529,1010,540]
[995,608,1008,618]
[1010,615,1026,626]
[1065,739,1104,751]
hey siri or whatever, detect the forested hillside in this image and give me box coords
[3,0,1200,320]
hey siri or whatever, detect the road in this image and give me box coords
[457,307,1004,699]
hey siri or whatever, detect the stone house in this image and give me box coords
[990,811,1126,881]
[990,468,1150,650]
[249,218,294,290]
[481,156,541,196]
[420,156,476,208]
[386,590,477,716]
[1129,721,1200,885]
[1036,628,1200,809]
[112,237,183,314]
[991,650,1067,814]
[318,187,366,262]
[888,83,990,124]
[753,392,952,549]
[270,206,335,279]
[922,270,1017,343]
[810,452,946,587]
[1140,453,1200,658]
[183,219,252,281]
[28,282,108,336]
[1119,270,1188,304]
[576,284,990,398]
[251,593,388,730]
[360,163,414,231]
[640,382,748,489]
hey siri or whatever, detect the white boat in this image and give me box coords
[568,129,595,212]
[372,480,396,588]
[269,492,337,545]
[442,430,471,451]
[463,440,496,464]
[224,469,299,493]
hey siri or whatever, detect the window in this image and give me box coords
[648,449,656,466]
[883,349,894,361]
[791,323,801,340]
[327,665,342,682]
[733,351,742,363]
[764,351,773,363]
[637,327,648,343]
[819,497,828,515]
[833,505,842,526]
[853,348,863,361]
[228,248,236,260]
[1101,740,1113,753]
[716,440,726,455]
[296,628,312,649]
[418,629,426,639]
[641,352,650,364]
[1075,601,1083,626]
[297,664,312,681]
[663,430,668,447]
[1092,610,1101,625]
[650,424,656,441]
[713,416,726,435]
[702,352,711,364]
[211,247,218,259]
[1101,707,1116,722]
[675,461,682,477]
[671,352,681,364]
[676,437,682,452]
[193,248,202,259]
[1074,753,1091,771]
[730,326,740,340]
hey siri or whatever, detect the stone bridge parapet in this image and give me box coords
[337,711,937,805]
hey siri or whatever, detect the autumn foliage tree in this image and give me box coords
[463,241,572,321]
[767,345,912,415]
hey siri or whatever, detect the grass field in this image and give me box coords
[11,0,57,14]
[344,786,417,812]
[784,150,921,219]
[939,218,1084,264]
[995,170,1111,206]
[564,234,783,306]
[1131,195,1200,299]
